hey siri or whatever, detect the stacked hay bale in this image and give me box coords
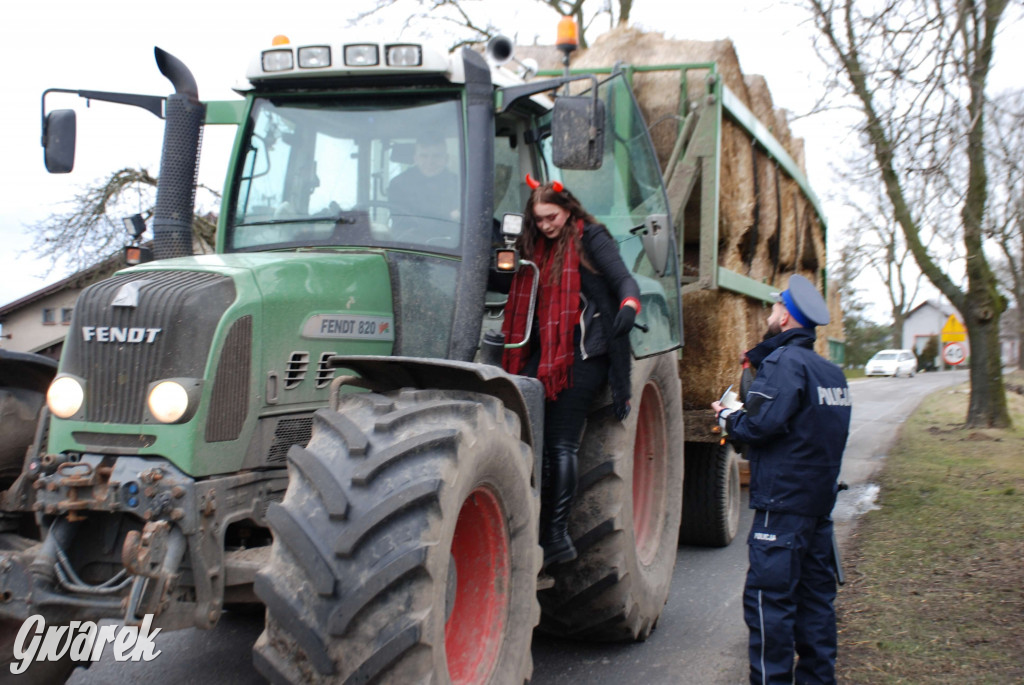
[535,28,840,408]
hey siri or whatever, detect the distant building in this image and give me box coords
[0,259,118,360]
[902,299,1020,370]
[903,299,961,355]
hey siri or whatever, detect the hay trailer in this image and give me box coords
[537,29,839,548]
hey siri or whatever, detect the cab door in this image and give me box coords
[539,72,682,357]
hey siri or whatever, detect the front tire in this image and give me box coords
[254,389,540,684]
[539,352,683,641]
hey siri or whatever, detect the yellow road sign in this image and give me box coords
[940,314,966,343]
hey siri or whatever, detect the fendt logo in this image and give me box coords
[81,326,162,343]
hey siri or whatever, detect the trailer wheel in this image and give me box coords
[539,352,683,641]
[253,389,540,684]
[679,441,741,547]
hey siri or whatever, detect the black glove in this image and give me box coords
[615,400,631,422]
[612,305,636,337]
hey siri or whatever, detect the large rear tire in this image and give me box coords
[679,441,741,547]
[539,352,683,641]
[253,389,540,684]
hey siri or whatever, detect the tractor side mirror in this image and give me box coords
[43,109,76,174]
[550,94,605,170]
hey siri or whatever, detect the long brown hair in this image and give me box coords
[517,182,598,283]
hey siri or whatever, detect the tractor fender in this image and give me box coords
[327,354,545,460]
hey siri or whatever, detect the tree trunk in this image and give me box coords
[892,310,905,349]
[618,0,633,25]
[964,293,1012,428]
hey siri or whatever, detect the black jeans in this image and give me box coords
[521,329,611,451]
[543,350,610,449]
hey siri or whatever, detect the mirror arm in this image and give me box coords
[41,88,166,141]
[496,74,597,114]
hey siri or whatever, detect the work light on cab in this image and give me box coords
[261,49,293,73]
[344,44,379,66]
[386,44,422,67]
[298,46,331,68]
[47,375,84,419]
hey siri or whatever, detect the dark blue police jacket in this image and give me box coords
[726,328,852,517]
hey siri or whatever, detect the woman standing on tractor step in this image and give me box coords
[502,175,641,569]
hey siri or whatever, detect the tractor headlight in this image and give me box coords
[47,376,84,419]
[147,380,201,424]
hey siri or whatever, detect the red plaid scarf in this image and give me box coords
[501,221,582,400]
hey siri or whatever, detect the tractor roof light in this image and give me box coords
[47,375,84,420]
[344,44,380,66]
[262,48,294,73]
[386,44,422,67]
[298,46,331,69]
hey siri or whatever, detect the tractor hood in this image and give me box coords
[48,251,394,476]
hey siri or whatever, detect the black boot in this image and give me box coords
[540,443,578,569]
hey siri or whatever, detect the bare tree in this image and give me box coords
[839,174,935,349]
[26,167,218,274]
[804,0,1014,428]
[350,0,631,49]
[987,89,1024,366]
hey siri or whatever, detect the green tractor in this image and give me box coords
[2,33,685,682]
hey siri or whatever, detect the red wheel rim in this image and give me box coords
[633,380,668,565]
[445,486,510,683]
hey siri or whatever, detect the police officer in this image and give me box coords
[712,274,852,685]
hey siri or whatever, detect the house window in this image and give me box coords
[61,308,73,325]
[42,308,55,325]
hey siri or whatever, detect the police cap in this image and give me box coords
[772,274,830,327]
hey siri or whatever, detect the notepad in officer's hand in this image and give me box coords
[718,385,743,411]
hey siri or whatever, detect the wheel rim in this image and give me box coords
[726,447,741,538]
[633,380,669,566]
[445,486,510,684]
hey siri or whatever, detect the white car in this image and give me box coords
[865,349,918,377]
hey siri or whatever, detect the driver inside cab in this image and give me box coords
[388,135,461,243]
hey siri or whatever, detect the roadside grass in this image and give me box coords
[844,368,866,380]
[837,371,1024,684]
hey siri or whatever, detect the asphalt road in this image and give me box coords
[67,369,969,685]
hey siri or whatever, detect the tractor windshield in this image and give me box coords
[227,95,464,255]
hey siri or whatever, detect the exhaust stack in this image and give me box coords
[152,47,204,260]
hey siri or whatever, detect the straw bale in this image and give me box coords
[571,28,752,172]
[820,284,846,351]
[680,289,772,408]
[747,148,781,280]
[744,76,776,133]
[718,120,756,268]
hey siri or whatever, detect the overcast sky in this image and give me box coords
[0,1,1019,314]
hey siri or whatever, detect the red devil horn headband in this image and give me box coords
[524,174,564,193]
